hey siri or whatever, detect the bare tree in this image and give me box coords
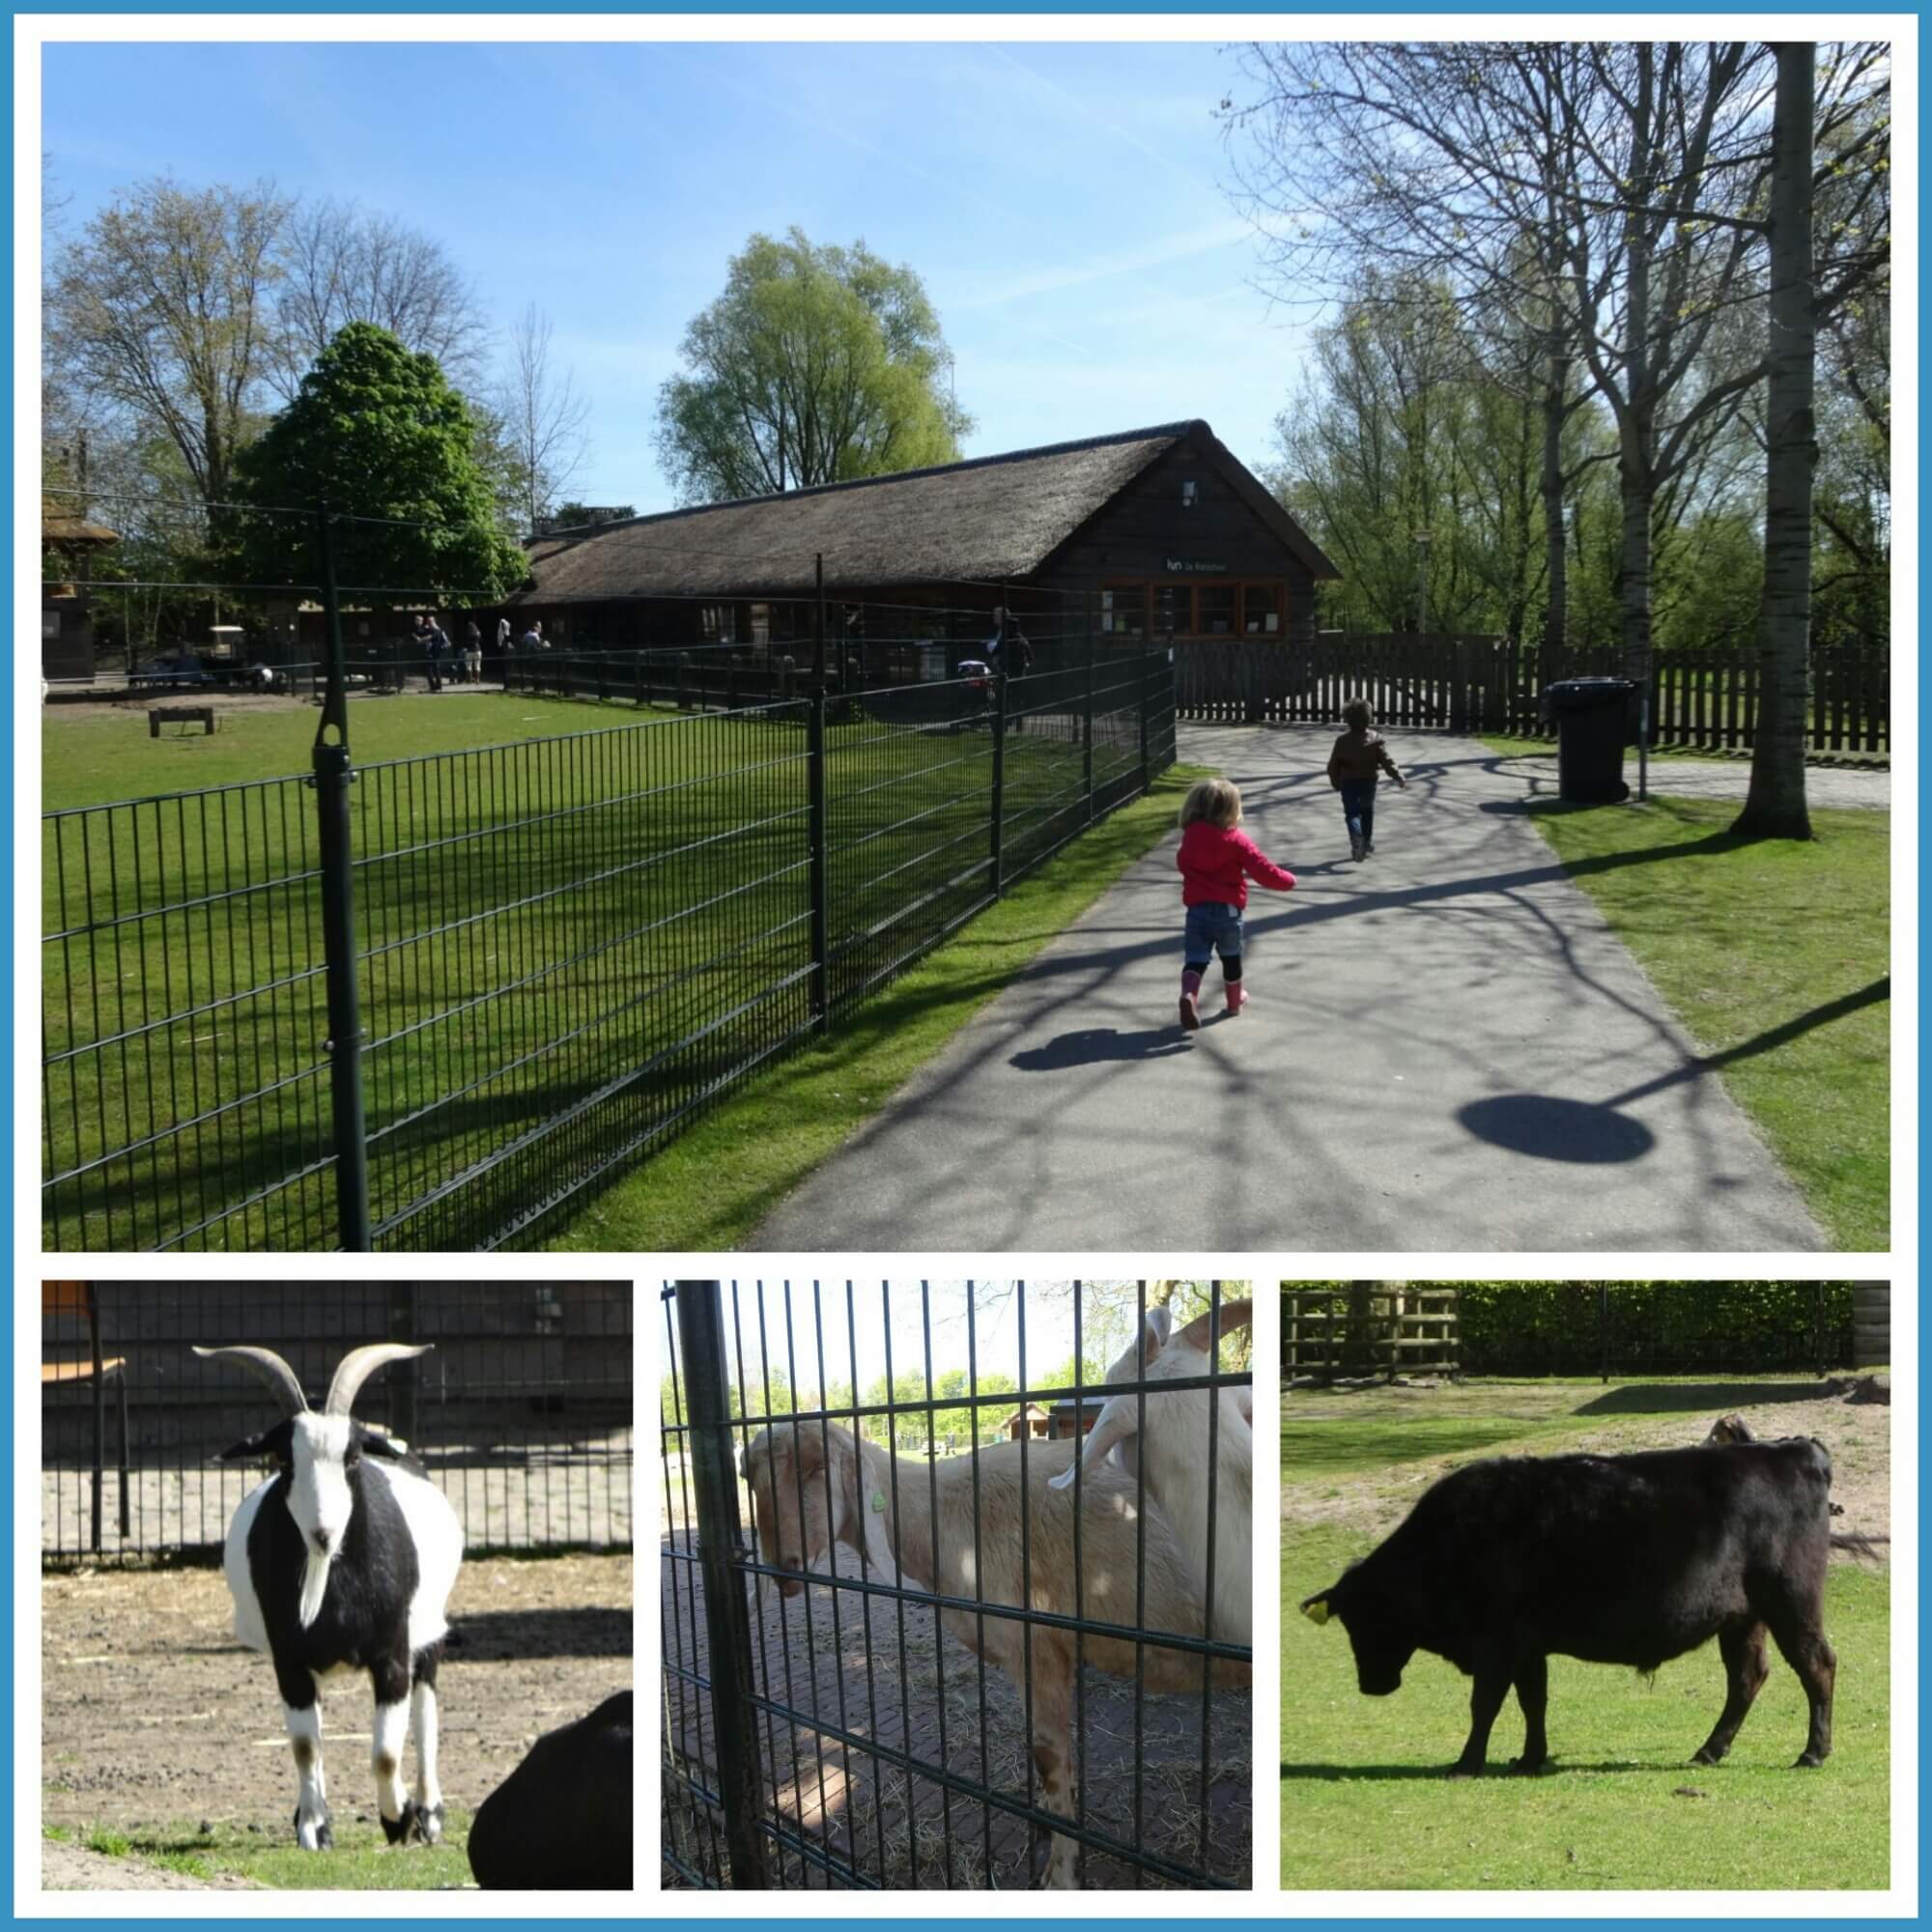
[497,303,590,537]
[44,174,291,513]
[270,196,489,400]
[1226,43,1778,682]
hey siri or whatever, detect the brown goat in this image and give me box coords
[741,1420,1249,1888]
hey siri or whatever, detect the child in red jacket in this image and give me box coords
[1175,778,1296,1030]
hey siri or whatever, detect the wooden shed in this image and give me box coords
[497,420,1340,661]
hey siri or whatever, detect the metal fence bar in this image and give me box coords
[675,1281,772,1889]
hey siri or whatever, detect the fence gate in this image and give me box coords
[661,1279,1254,1891]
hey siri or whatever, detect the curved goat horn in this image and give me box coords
[325,1343,431,1417]
[191,1345,309,1416]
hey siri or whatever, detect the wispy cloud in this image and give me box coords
[951,216,1256,311]
[983,43,1207,189]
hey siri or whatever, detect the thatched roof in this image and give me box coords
[520,419,1339,603]
[42,513,119,549]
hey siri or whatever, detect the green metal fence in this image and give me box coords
[43,653,1178,1252]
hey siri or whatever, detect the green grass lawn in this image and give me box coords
[1480,733,1886,768]
[1281,1383,1891,1889]
[43,693,641,807]
[46,1813,474,1889]
[1515,794,1889,1250]
[42,693,1181,1251]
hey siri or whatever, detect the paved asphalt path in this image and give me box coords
[749,724,1828,1253]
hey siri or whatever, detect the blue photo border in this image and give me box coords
[8,4,1918,1922]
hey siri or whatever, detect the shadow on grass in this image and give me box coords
[1279,1759,1703,1781]
[1574,1380,1845,1417]
[1281,1416,1543,1476]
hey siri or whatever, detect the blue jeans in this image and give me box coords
[1183,900,1244,980]
[1339,781,1377,847]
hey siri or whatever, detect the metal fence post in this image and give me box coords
[990,671,1009,896]
[808,688,831,1031]
[1138,649,1151,795]
[675,1281,771,1890]
[311,505,373,1252]
[387,1282,420,1446]
[1084,597,1096,825]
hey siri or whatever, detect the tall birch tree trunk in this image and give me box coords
[1734,43,1817,839]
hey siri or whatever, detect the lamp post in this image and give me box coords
[1411,529,1433,637]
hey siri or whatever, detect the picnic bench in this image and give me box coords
[149,705,217,737]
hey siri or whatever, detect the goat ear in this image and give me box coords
[356,1427,407,1460]
[826,1426,865,1535]
[218,1427,287,1464]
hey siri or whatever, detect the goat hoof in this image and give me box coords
[295,1809,335,1851]
[385,1800,443,1846]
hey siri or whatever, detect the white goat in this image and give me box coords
[1050,1299,1254,1644]
[196,1342,465,1850]
[741,1420,1248,1888]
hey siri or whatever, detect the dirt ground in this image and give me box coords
[42,1552,633,1838]
[663,1539,1251,1891]
[41,1841,266,1890]
[1281,1378,1890,1546]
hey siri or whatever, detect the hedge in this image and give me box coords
[1455,1282,1855,1376]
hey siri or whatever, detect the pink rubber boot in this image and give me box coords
[1226,980,1247,1016]
[1179,968,1204,1032]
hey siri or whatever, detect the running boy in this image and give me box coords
[1327,698,1406,860]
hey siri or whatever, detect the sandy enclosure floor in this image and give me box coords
[40,1841,268,1890]
[1281,1379,1889,1545]
[663,1537,1252,1890]
[42,1553,634,1837]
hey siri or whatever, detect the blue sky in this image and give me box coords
[41,35,1311,515]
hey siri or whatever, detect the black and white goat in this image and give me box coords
[195,1342,465,1851]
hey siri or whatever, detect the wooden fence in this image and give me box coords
[1176,637,1889,755]
[1281,1285,1461,1382]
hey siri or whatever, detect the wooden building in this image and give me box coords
[504,420,1339,657]
[42,510,119,680]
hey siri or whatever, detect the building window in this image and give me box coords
[1156,582,1195,637]
[1101,582,1148,639]
[1181,479,1198,508]
[1198,584,1237,637]
[700,604,739,645]
[1242,582,1282,637]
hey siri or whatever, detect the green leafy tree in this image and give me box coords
[656,228,972,503]
[229,322,527,600]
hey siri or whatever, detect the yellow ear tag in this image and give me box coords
[1303,1599,1331,1626]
